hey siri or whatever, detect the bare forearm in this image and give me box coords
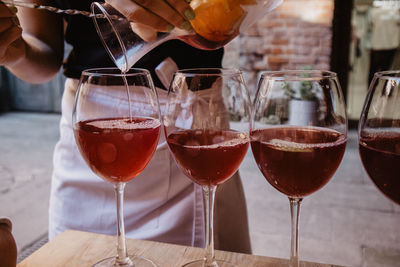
[1,0,64,84]
[6,33,63,84]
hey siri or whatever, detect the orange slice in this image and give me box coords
[190,0,247,42]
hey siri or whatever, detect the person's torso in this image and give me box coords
[54,0,224,89]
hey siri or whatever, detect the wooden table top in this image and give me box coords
[17,230,343,267]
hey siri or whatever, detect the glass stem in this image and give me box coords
[202,185,217,266]
[114,182,132,266]
[289,197,302,267]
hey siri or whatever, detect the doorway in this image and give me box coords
[346,0,400,122]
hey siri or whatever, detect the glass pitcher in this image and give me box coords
[91,0,282,72]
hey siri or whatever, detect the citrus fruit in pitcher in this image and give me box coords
[190,0,256,42]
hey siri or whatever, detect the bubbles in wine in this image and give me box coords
[85,118,160,130]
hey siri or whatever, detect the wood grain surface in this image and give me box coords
[18,230,343,267]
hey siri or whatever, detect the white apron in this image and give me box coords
[49,75,251,253]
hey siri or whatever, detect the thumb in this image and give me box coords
[130,22,158,42]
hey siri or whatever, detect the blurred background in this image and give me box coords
[0,0,399,266]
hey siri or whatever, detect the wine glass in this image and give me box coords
[163,68,251,267]
[72,68,161,267]
[358,70,400,205]
[90,0,282,72]
[250,70,348,267]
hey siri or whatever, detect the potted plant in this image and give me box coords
[283,70,319,126]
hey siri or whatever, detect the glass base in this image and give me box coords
[92,255,157,267]
[182,259,237,267]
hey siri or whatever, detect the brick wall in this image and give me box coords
[223,0,335,92]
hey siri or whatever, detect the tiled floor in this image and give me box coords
[0,112,399,267]
[0,112,58,254]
